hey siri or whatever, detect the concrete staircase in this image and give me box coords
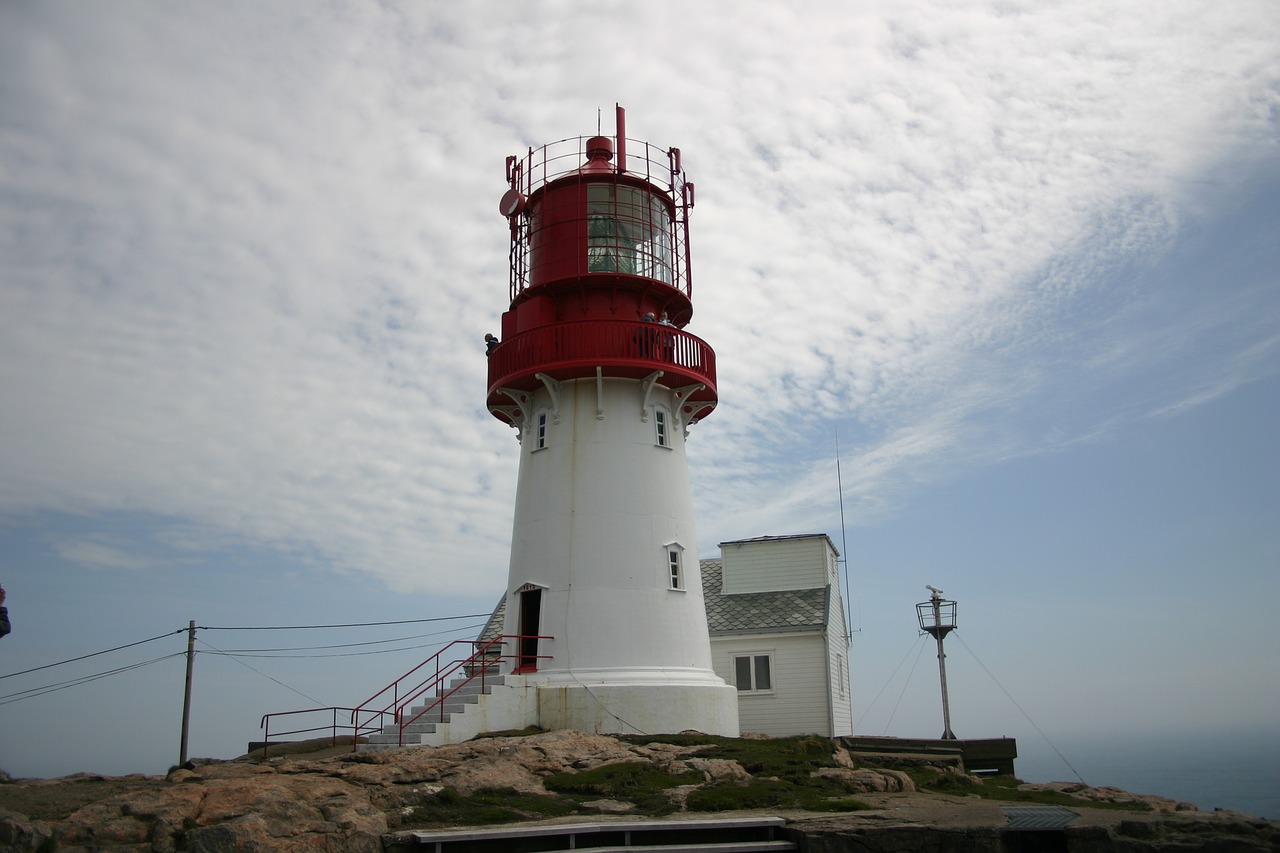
[364,674,513,749]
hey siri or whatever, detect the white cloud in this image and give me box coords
[0,0,1276,594]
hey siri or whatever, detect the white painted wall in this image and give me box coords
[720,536,829,594]
[825,591,854,737]
[711,632,832,737]
[712,534,854,737]
[498,375,737,736]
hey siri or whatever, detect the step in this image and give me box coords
[409,696,476,712]
[411,817,793,850]
[434,677,504,697]
[402,721,445,734]
[366,734,423,747]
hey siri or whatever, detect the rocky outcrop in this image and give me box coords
[0,730,1274,853]
[1017,780,1197,813]
[2,762,388,853]
[0,731,694,852]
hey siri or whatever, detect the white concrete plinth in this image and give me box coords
[533,672,739,737]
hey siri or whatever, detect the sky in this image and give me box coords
[1,1,1277,783]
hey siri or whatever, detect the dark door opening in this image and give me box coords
[517,588,542,673]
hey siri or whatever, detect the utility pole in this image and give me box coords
[179,620,195,766]
[916,586,958,740]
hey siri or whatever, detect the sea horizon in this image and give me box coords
[1011,725,1279,820]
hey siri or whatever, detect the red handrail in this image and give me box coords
[352,634,552,748]
[258,706,394,758]
[486,320,718,421]
[260,634,552,752]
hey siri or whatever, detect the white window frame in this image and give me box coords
[665,542,684,590]
[535,410,548,450]
[654,407,670,448]
[733,653,774,694]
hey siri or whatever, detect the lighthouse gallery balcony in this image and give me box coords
[486,319,717,424]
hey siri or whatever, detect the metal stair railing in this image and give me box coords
[258,706,394,758]
[259,634,550,755]
[353,634,552,748]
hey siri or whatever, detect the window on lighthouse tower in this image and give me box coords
[666,544,684,590]
[654,408,670,447]
[535,411,548,449]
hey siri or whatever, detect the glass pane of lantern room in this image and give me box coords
[586,184,635,274]
[645,192,672,283]
[585,184,672,281]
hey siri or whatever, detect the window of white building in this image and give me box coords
[666,544,684,590]
[733,653,773,692]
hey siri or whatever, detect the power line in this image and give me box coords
[209,622,487,654]
[196,636,326,707]
[0,653,186,706]
[0,629,186,680]
[952,632,1087,784]
[202,623,488,659]
[856,633,926,730]
[200,614,491,631]
[0,617,491,681]
[882,636,929,735]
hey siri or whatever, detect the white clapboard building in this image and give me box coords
[702,534,853,738]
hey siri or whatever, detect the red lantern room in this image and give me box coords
[487,107,717,428]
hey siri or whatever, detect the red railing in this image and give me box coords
[505,135,692,301]
[258,706,393,758]
[353,634,551,748]
[487,320,717,405]
[258,634,551,753]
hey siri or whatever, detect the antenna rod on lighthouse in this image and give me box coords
[616,104,627,174]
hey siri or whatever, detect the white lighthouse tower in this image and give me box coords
[486,109,739,737]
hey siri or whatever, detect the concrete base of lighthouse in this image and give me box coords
[368,669,738,749]
[530,669,739,737]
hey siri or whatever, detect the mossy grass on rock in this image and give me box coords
[1,729,1274,852]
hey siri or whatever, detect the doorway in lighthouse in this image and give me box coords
[516,586,542,673]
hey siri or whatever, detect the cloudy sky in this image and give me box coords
[1,1,1276,781]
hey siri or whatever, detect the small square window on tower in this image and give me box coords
[655,408,669,447]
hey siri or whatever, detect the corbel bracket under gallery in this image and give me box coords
[639,370,665,422]
[669,383,707,432]
[534,373,562,424]
[492,386,530,442]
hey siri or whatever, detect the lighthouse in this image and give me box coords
[486,108,739,737]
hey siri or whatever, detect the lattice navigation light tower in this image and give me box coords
[917,585,958,740]
[485,107,738,737]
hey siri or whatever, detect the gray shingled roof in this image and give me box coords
[477,598,505,644]
[700,559,828,635]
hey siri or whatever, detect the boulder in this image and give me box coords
[812,767,918,793]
